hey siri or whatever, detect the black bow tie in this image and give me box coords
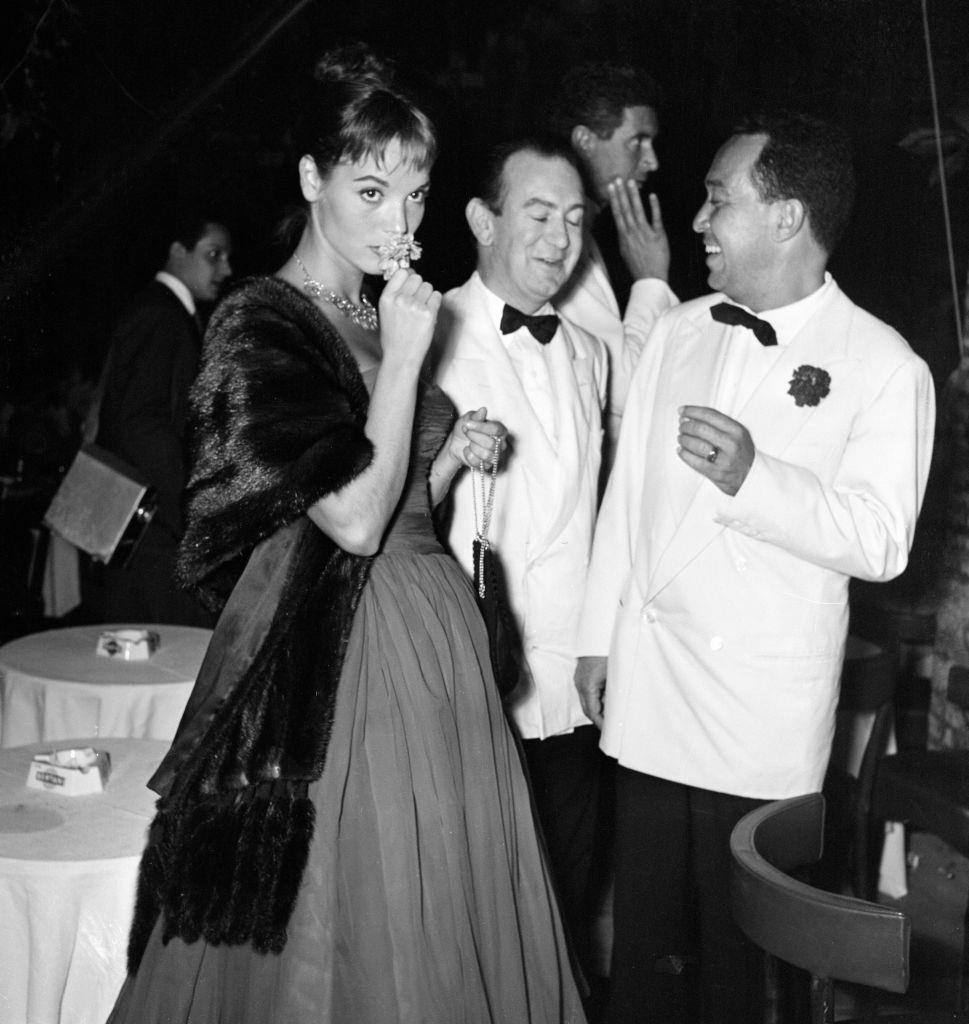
[710,302,777,347]
[500,304,559,345]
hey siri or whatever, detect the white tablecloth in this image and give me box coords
[0,625,211,747]
[0,737,166,1024]
[41,534,81,619]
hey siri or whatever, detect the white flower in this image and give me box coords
[377,233,422,280]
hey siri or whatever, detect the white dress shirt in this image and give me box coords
[712,274,835,412]
[500,308,560,446]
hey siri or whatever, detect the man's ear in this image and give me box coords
[167,240,187,266]
[571,124,595,157]
[299,155,325,203]
[773,198,806,242]
[466,197,496,246]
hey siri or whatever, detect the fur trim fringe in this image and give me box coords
[127,278,375,970]
[128,782,315,972]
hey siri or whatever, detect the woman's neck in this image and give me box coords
[292,212,367,300]
[289,247,364,303]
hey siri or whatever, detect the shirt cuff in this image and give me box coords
[628,277,678,312]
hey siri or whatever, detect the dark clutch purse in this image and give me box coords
[472,438,522,699]
[472,537,521,698]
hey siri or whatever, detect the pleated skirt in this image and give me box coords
[107,548,586,1023]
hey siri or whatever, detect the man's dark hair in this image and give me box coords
[476,135,580,214]
[733,111,855,255]
[548,63,660,141]
[167,204,226,250]
[146,206,227,269]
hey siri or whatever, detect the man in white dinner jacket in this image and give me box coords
[435,136,606,972]
[550,63,678,473]
[575,112,936,1024]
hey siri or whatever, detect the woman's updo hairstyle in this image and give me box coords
[297,43,437,177]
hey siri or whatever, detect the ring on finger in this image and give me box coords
[706,445,719,464]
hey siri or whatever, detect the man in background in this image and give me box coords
[550,62,677,471]
[95,210,232,625]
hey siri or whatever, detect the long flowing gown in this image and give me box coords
[108,380,586,1023]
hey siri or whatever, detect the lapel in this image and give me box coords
[546,319,599,489]
[645,286,856,602]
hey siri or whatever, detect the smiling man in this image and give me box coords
[575,112,935,1024]
[435,136,607,974]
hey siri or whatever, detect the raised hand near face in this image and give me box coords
[378,268,442,366]
[607,179,670,283]
[677,405,755,496]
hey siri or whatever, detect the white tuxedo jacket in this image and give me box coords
[556,232,677,456]
[578,281,935,798]
[436,273,606,739]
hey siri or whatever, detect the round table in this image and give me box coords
[0,737,165,1024]
[0,625,211,747]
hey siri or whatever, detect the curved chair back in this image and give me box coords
[730,793,910,995]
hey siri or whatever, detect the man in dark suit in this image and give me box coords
[95,211,232,624]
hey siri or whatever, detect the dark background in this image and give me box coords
[2,0,969,411]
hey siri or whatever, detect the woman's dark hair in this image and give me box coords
[296,44,437,177]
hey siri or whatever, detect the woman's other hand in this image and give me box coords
[428,408,509,506]
[448,407,508,471]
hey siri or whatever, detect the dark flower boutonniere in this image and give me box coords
[787,365,831,407]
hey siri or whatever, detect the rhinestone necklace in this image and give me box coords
[293,254,379,331]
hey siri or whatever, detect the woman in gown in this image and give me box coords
[106,45,586,1024]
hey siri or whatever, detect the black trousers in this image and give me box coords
[521,724,603,974]
[607,767,766,1024]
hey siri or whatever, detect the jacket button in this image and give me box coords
[643,608,657,624]
[710,636,724,651]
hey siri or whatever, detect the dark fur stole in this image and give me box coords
[128,278,374,971]
[177,276,374,609]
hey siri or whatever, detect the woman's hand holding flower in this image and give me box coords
[379,268,441,367]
